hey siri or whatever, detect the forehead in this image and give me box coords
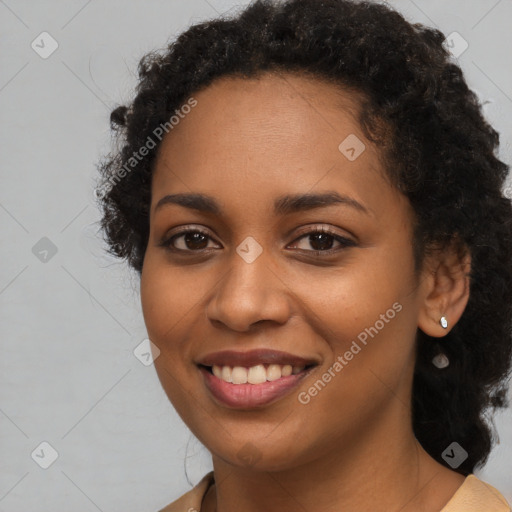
[151,71,401,221]
[155,71,367,158]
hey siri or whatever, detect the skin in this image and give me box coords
[140,71,471,512]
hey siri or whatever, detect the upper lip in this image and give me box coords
[196,349,319,368]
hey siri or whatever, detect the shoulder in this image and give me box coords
[441,474,510,512]
[157,471,215,512]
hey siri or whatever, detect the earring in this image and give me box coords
[432,352,450,368]
[432,316,450,368]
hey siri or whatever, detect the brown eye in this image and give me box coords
[289,227,356,254]
[160,229,219,252]
[303,232,336,251]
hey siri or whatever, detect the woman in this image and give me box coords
[96,0,512,509]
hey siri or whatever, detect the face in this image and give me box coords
[141,72,426,472]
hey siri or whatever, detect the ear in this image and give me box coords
[417,241,471,338]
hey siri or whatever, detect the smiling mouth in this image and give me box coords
[198,363,317,385]
[197,362,318,409]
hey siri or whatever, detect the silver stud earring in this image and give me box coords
[440,316,448,329]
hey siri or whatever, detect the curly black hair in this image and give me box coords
[95,0,512,475]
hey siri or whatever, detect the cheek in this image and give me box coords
[287,253,416,403]
[140,256,202,346]
[140,259,207,422]
[285,250,412,342]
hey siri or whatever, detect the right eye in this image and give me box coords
[159,228,221,252]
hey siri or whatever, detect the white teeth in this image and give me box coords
[210,363,306,384]
[248,364,266,384]
[231,366,248,384]
[267,364,283,381]
[220,365,232,383]
[282,365,293,377]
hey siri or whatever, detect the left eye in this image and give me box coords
[160,228,355,254]
[289,229,355,253]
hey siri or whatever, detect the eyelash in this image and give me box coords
[158,225,356,256]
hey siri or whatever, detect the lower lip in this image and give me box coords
[198,365,315,409]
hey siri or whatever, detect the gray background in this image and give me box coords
[1,0,511,510]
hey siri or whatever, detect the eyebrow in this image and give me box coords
[154,191,372,216]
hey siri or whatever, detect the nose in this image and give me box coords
[205,247,292,332]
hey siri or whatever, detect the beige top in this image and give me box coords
[158,471,511,512]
